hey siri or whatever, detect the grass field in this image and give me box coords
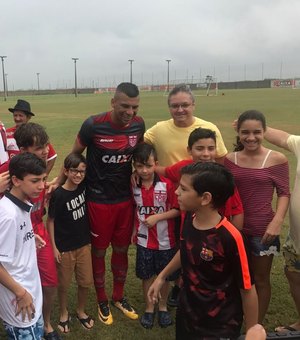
[0,88,299,339]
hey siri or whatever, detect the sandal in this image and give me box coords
[275,325,299,333]
[76,315,94,330]
[140,312,155,329]
[58,314,71,333]
[158,310,172,328]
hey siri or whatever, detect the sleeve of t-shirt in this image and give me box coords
[48,190,58,219]
[287,135,300,158]
[165,163,182,183]
[0,214,17,263]
[78,116,94,147]
[271,162,290,197]
[223,226,254,290]
[47,143,57,162]
[144,124,157,146]
[213,126,228,158]
[223,186,244,217]
[167,179,179,210]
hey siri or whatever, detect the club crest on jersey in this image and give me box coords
[200,247,213,261]
[128,135,138,147]
[154,190,167,203]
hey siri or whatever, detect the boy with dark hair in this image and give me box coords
[156,127,243,230]
[148,162,258,339]
[132,143,180,329]
[0,123,60,340]
[47,153,94,333]
[0,152,46,339]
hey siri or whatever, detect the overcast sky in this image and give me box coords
[1,0,300,90]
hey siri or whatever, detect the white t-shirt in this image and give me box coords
[0,193,42,327]
[286,135,300,255]
[0,122,8,165]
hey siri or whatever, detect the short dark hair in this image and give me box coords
[234,110,266,151]
[180,162,234,209]
[9,152,46,180]
[14,122,49,149]
[64,153,86,169]
[188,128,216,149]
[115,82,139,98]
[168,84,195,106]
[133,143,157,164]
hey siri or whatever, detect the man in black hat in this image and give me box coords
[6,99,57,174]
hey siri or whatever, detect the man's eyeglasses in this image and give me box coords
[169,103,193,110]
[69,168,86,176]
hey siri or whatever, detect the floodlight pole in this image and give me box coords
[72,58,79,97]
[5,74,8,97]
[36,73,40,94]
[128,59,134,83]
[166,59,171,92]
[0,56,7,101]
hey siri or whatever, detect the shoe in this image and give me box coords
[167,285,180,308]
[98,301,113,325]
[140,312,155,329]
[275,325,299,333]
[57,314,71,333]
[76,314,94,330]
[158,311,172,328]
[112,298,138,320]
[44,330,63,340]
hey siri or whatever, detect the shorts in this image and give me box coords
[57,244,93,291]
[87,200,134,249]
[136,245,179,281]
[282,235,300,272]
[37,236,58,287]
[247,235,280,257]
[2,315,44,340]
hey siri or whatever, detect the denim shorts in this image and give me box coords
[247,235,280,257]
[136,245,179,281]
[2,315,44,340]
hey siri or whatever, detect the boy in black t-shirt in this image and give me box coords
[47,153,94,334]
[148,162,258,339]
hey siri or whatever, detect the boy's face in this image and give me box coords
[176,174,203,211]
[12,173,47,199]
[22,142,49,161]
[65,162,86,185]
[133,155,157,182]
[188,138,216,162]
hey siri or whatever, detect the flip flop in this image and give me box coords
[58,314,71,333]
[76,315,94,330]
[275,325,298,333]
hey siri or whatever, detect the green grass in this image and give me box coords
[0,88,299,339]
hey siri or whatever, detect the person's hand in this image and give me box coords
[261,219,281,245]
[0,171,10,193]
[15,289,36,322]
[131,170,140,187]
[35,234,46,250]
[144,215,159,228]
[147,276,165,305]
[46,177,59,195]
[53,247,62,263]
[245,324,266,340]
[232,119,238,132]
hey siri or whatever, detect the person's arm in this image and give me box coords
[0,170,10,193]
[155,165,166,177]
[144,208,180,228]
[215,155,226,165]
[0,263,35,322]
[262,195,289,244]
[240,285,259,331]
[46,216,61,263]
[264,127,290,151]
[148,250,181,304]
[46,158,56,175]
[245,324,266,340]
[231,213,244,230]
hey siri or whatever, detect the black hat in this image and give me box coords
[8,99,35,116]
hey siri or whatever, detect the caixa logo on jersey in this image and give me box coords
[128,135,138,147]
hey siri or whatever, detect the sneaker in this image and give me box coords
[98,301,113,325]
[167,285,180,308]
[112,298,138,320]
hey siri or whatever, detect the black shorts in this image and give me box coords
[136,245,179,281]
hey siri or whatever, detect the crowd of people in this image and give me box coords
[0,83,299,340]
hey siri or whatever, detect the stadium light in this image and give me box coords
[72,58,79,97]
[166,59,171,92]
[0,56,7,101]
[128,59,134,83]
[36,73,40,94]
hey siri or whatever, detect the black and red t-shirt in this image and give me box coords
[78,111,145,204]
[179,212,253,338]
